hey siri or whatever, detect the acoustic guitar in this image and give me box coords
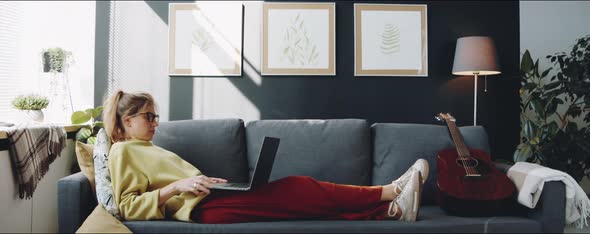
[435,113,516,216]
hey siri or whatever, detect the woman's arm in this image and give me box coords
[158,175,228,206]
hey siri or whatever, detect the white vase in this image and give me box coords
[23,110,44,123]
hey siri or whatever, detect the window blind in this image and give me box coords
[0,2,24,123]
[107,1,161,94]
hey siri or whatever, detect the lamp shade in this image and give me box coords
[452,36,501,75]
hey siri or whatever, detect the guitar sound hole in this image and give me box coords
[456,158,479,168]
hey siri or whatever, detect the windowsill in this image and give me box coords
[0,124,86,140]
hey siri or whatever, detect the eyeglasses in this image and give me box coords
[129,112,160,123]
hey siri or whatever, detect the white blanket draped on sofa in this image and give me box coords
[507,162,590,229]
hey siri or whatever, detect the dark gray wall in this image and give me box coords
[95,0,520,161]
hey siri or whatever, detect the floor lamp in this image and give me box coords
[451,36,501,126]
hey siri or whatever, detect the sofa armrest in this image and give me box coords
[57,172,97,233]
[527,181,566,233]
[494,162,565,233]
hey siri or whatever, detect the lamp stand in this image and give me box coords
[473,72,479,126]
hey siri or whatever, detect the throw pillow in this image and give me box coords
[77,205,132,233]
[75,141,95,193]
[93,128,121,219]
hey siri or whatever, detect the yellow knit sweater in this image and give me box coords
[109,140,205,221]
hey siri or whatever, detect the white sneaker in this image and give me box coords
[387,170,421,222]
[391,159,429,191]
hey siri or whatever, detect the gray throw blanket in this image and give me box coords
[7,124,67,199]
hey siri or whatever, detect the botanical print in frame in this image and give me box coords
[262,2,335,76]
[354,4,428,77]
[168,2,243,76]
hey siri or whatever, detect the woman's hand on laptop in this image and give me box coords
[175,175,228,196]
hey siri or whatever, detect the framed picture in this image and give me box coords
[168,2,243,76]
[262,2,335,76]
[354,4,428,77]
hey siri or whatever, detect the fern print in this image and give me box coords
[192,27,213,52]
[281,13,320,66]
[380,24,401,55]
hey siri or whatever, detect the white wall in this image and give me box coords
[20,1,95,124]
[520,1,590,66]
[194,1,262,123]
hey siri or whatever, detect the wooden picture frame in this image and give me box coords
[262,2,335,76]
[354,4,428,77]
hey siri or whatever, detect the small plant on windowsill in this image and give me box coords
[71,106,103,145]
[11,94,50,122]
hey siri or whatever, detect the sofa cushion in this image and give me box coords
[246,119,371,185]
[152,119,249,183]
[123,206,540,233]
[371,123,490,205]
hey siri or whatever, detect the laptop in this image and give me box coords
[210,136,280,191]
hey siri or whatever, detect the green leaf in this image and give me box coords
[521,50,534,73]
[558,56,564,68]
[92,106,103,119]
[566,122,578,133]
[71,111,91,124]
[540,68,552,78]
[87,136,97,145]
[523,83,537,92]
[75,127,92,142]
[514,143,533,162]
[524,120,534,139]
[530,99,543,115]
[546,100,558,116]
[557,72,564,80]
[533,60,540,78]
[548,121,559,136]
[544,81,561,91]
[94,121,104,128]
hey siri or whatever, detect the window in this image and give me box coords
[0,2,95,124]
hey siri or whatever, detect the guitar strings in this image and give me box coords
[448,120,478,176]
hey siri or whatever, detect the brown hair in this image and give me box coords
[102,90,156,142]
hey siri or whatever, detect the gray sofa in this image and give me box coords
[58,119,565,233]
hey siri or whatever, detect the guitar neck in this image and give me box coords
[445,120,471,159]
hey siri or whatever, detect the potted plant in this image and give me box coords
[11,94,50,122]
[514,35,590,182]
[71,106,104,145]
[42,47,71,73]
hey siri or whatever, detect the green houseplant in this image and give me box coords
[71,106,104,145]
[12,94,49,110]
[514,35,590,182]
[42,47,71,73]
[11,94,50,122]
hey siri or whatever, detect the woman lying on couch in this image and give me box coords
[103,90,430,224]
